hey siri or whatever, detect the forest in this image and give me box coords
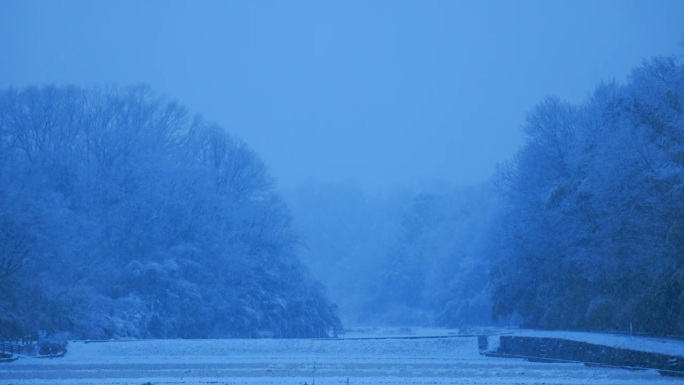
[0,86,340,339]
[288,54,684,336]
[1,52,683,340]
[490,55,684,335]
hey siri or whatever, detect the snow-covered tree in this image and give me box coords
[490,54,684,335]
[0,85,340,339]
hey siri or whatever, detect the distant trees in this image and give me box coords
[364,184,499,327]
[285,53,684,336]
[274,53,684,336]
[490,56,684,335]
[284,181,408,324]
[285,181,499,328]
[0,85,340,339]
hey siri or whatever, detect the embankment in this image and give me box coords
[479,331,684,377]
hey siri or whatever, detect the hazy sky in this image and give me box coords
[1,0,682,192]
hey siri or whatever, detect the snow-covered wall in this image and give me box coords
[483,334,684,377]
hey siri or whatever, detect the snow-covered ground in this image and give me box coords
[0,328,680,385]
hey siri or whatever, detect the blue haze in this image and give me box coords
[1,0,682,193]
[1,0,684,336]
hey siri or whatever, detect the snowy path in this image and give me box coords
[0,336,680,385]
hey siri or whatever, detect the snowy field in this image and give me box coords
[1,329,680,385]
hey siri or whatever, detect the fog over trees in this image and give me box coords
[0,86,340,339]
[288,53,684,336]
[1,51,683,340]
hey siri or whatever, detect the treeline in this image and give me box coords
[0,85,340,339]
[491,55,684,335]
[284,181,407,324]
[363,185,498,327]
[286,181,499,327]
[371,54,684,335]
[288,53,684,336]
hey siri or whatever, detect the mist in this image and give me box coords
[1,0,684,345]
[2,0,681,193]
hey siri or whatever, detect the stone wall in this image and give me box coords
[479,335,684,377]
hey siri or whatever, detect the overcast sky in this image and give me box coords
[1,0,682,193]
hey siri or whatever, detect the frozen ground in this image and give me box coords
[0,328,681,385]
